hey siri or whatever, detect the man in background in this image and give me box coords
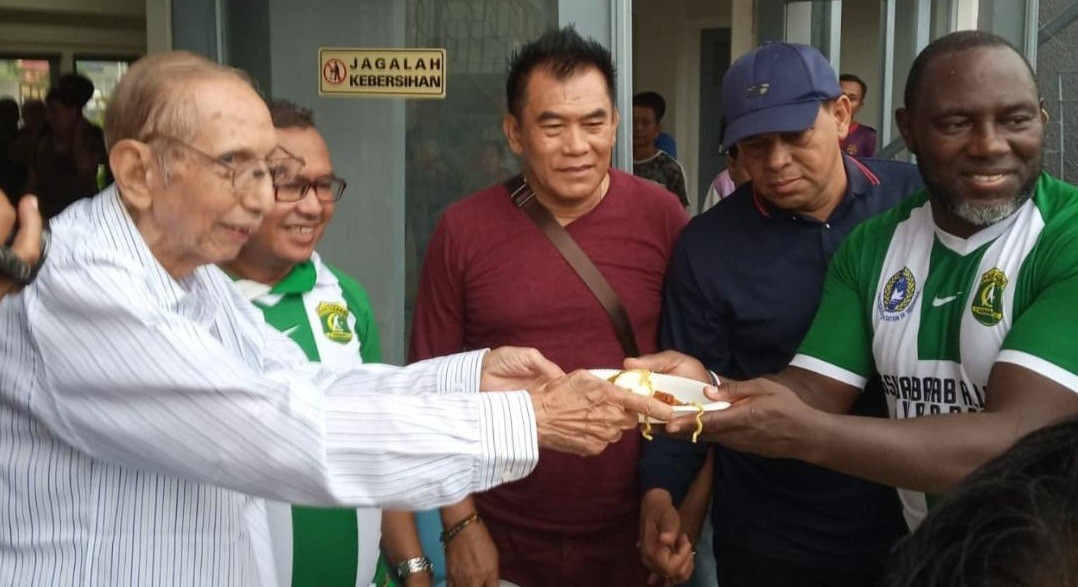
[28,73,108,219]
[646,30,1078,564]
[639,42,916,586]
[632,91,690,208]
[839,73,877,157]
[222,99,403,587]
[410,27,688,586]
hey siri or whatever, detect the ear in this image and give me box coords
[895,107,917,155]
[1040,99,1050,124]
[110,138,160,213]
[831,96,853,140]
[611,106,620,143]
[502,113,524,156]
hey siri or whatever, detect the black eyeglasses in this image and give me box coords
[153,135,305,193]
[274,176,348,203]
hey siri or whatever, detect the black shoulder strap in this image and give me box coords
[503,174,640,357]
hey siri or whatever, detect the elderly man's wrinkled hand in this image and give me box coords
[480,346,565,392]
[530,370,675,456]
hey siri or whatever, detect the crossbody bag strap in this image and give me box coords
[503,174,640,357]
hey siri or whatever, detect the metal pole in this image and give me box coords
[880,0,896,148]
[1059,73,1066,181]
[611,0,633,172]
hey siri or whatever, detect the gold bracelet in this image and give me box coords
[439,511,482,544]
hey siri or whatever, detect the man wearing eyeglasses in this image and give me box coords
[223,99,395,587]
[0,51,674,586]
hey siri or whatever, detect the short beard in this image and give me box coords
[927,173,1038,228]
[947,188,1032,227]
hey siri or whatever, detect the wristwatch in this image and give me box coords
[394,556,435,581]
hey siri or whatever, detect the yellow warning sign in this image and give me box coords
[319,48,446,98]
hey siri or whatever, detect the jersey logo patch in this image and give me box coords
[971,268,1008,326]
[878,266,919,321]
[316,301,353,344]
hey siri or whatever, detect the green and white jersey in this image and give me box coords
[235,251,385,587]
[792,173,1078,527]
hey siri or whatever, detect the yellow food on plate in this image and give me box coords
[607,369,705,443]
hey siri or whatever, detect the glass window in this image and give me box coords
[1037,3,1078,183]
[403,0,558,333]
[0,58,55,104]
[74,59,133,126]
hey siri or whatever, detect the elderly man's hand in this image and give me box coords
[625,350,711,384]
[639,489,695,585]
[530,370,675,456]
[0,193,45,297]
[480,346,565,391]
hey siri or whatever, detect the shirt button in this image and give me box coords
[824,223,831,229]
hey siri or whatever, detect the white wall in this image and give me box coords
[633,0,731,210]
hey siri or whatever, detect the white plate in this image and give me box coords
[590,368,731,422]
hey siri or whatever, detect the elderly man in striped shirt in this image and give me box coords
[0,51,671,586]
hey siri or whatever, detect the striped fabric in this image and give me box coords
[0,187,538,586]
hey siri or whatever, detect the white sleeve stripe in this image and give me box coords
[996,350,1078,393]
[789,354,869,389]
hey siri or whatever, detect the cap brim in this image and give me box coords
[723,100,823,148]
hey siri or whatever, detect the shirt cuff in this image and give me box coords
[475,390,539,490]
[435,349,486,394]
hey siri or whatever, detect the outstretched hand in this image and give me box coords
[625,350,711,384]
[480,346,565,392]
[531,370,675,456]
[664,377,827,460]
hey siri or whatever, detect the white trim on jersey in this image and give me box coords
[997,349,1078,393]
[790,354,869,389]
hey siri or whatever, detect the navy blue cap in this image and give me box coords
[721,42,842,148]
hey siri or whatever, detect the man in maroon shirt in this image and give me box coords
[409,26,688,586]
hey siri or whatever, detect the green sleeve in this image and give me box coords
[796,226,878,380]
[329,265,383,363]
[1001,216,1078,386]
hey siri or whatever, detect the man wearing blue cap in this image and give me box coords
[637,42,921,586]
[639,29,1078,587]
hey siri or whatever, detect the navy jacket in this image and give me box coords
[640,156,923,573]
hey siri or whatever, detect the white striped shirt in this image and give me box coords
[0,187,539,586]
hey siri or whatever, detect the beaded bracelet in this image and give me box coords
[440,511,482,544]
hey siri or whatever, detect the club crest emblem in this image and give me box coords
[971,268,1008,326]
[745,83,770,97]
[317,301,353,344]
[878,266,919,321]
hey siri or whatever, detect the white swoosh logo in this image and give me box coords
[932,294,961,307]
[282,325,300,337]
